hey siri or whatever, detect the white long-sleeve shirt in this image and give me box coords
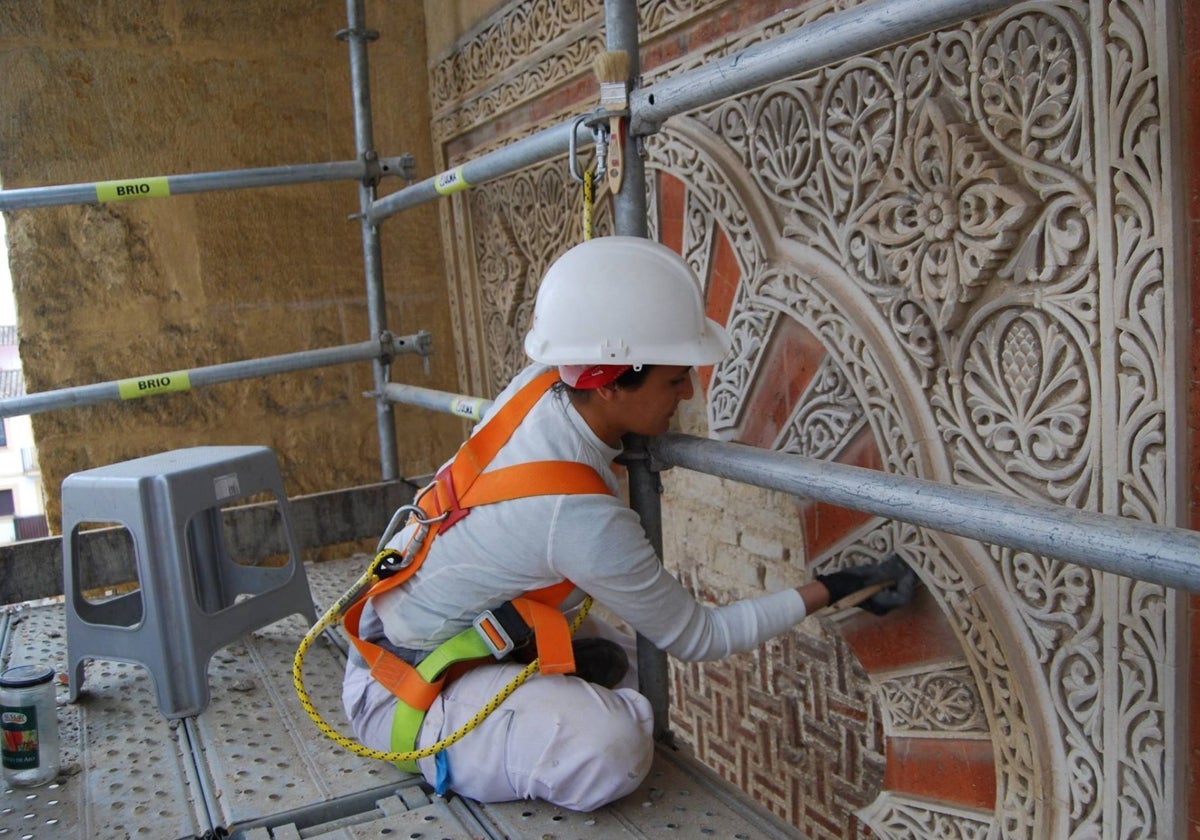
[369,363,806,662]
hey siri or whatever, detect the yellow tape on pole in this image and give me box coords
[95,177,171,203]
[450,397,487,422]
[433,167,470,196]
[117,371,192,400]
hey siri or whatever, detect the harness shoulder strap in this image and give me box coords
[343,369,612,709]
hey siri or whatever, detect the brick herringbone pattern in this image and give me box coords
[671,625,885,837]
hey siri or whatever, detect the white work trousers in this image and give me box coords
[343,661,655,811]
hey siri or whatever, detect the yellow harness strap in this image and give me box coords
[341,370,613,771]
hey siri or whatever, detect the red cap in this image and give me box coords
[558,364,632,389]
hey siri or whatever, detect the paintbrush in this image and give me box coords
[593,50,630,194]
[812,580,895,620]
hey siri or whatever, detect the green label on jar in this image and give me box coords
[1,706,39,769]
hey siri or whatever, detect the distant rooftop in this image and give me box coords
[0,368,23,400]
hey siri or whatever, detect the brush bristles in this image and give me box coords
[593,50,630,83]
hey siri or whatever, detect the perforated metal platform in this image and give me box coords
[0,557,803,840]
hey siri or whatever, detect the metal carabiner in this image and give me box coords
[568,114,590,184]
[375,500,448,554]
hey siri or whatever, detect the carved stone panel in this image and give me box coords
[430,0,1186,836]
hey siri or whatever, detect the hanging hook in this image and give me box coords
[568,114,590,184]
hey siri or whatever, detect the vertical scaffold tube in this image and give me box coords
[345,0,400,480]
[603,0,672,743]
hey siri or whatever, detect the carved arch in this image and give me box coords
[647,111,1068,837]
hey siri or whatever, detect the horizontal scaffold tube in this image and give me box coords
[368,120,595,224]
[366,0,1018,224]
[375,383,1200,592]
[629,0,1022,134]
[0,156,415,211]
[382,383,492,422]
[650,433,1200,594]
[0,332,430,419]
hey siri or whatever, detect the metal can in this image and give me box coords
[0,664,60,787]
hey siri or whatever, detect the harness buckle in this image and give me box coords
[472,601,533,659]
[473,611,516,658]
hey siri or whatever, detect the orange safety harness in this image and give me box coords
[342,369,613,766]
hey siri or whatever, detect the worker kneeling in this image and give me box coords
[341,236,916,811]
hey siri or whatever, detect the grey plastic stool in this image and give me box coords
[62,446,317,718]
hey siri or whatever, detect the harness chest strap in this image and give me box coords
[343,370,613,712]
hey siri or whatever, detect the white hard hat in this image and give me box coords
[524,236,731,367]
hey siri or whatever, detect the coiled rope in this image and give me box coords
[292,548,593,764]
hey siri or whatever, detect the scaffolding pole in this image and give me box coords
[651,434,1200,594]
[381,383,492,422]
[629,0,1020,134]
[0,157,415,211]
[342,0,401,481]
[380,379,1200,594]
[366,0,1020,225]
[599,0,676,743]
[367,120,596,224]
[0,333,430,419]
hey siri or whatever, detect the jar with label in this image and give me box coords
[0,664,60,787]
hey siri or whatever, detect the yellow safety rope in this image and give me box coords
[582,167,595,241]
[292,548,593,764]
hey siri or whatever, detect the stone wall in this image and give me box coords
[424,0,1196,837]
[0,1,464,540]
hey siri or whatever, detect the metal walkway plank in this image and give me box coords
[0,603,203,839]
[2,557,806,840]
[194,611,408,827]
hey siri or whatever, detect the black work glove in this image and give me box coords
[816,554,916,616]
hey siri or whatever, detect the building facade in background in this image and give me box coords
[0,324,45,542]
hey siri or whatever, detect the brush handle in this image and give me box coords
[813,579,895,618]
[607,117,623,193]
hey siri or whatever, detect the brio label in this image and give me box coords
[95,177,171,202]
[117,371,192,400]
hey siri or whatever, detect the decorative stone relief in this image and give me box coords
[429,0,602,109]
[466,164,613,391]
[877,666,990,737]
[432,0,1184,837]
[775,356,867,462]
[859,792,993,840]
[428,0,765,147]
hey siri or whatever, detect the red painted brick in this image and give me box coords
[800,426,882,558]
[699,228,742,393]
[1186,0,1200,55]
[841,586,963,673]
[884,736,996,810]
[1190,0,1200,821]
[738,317,827,447]
[640,37,684,73]
[706,226,740,332]
[1190,55,1200,218]
[445,73,601,162]
[657,172,686,255]
[801,499,874,560]
[640,0,805,73]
